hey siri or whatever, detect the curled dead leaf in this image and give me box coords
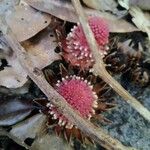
[25,0,138,33]
[118,0,129,10]
[0,66,27,89]
[5,2,51,42]
[22,28,61,69]
[0,35,28,88]
[0,98,34,126]
[10,114,46,141]
[82,0,118,13]
[118,0,150,10]
[129,0,150,10]
[129,7,150,40]
[0,26,60,88]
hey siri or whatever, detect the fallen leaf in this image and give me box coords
[0,26,60,88]
[22,28,61,69]
[0,37,28,89]
[83,0,127,18]
[0,82,30,95]
[31,133,73,150]
[0,35,11,59]
[5,2,51,42]
[0,98,34,126]
[119,0,150,10]
[82,0,118,13]
[129,7,150,40]
[118,0,129,10]
[129,0,150,10]
[0,66,28,89]
[0,0,19,15]
[10,114,46,141]
[25,0,138,33]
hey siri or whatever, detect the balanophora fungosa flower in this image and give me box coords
[36,64,115,143]
[62,16,109,69]
[46,75,98,129]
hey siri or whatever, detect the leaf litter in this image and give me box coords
[5,1,52,42]
[0,0,150,150]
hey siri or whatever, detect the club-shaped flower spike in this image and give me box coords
[63,16,109,70]
[46,75,98,129]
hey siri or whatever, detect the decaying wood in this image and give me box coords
[71,0,150,122]
[0,19,136,150]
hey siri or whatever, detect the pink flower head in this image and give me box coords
[63,16,109,69]
[89,16,109,46]
[46,75,98,129]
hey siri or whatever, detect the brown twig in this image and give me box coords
[71,0,150,122]
[0,19,136,150]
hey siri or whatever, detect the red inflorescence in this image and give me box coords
[46,75,98,129]
[89,16,109,46]
[63,16,109,69]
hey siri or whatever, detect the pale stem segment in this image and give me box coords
[71,0,150,122]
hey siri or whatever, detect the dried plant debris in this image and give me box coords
[0,0,150,150]
[10,114,46,141]
[118,0,130,10]
[0,26,60,88]
[0,0,19,15]
[0,98,34,126]
[105,35,150,88]
[0,81,30,95]
[118,0,150,10]
[82,0,118,13]
[0,55,28,89]
[10,114,73,150]
[124,67,150,87]
[31,133,73,150]
[0,36,28,88]
[129,0,150,10]
[5,2,51,42]
[22,28,61,69]
[129,7,150,40]
[0,66,28,89]
[82,0,127,17]
[25,0,138,33]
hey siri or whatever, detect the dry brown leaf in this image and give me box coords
[118,0,129,10]
[83,0,127,18]
[0,0,19,15]
[5,3,51,42]
[82,0,118,13]
[0,67,27,89]
[129,0,150,10]
[129,7,150,40]
[1,55,28,88]
[0,59,28,88]
[0,26,60,88]
[11,114,73,150]
[10,114,46,141]
[118,0,150,10]
[25,0,138,33]
[0,35,28,88]
[22,28,61,69]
